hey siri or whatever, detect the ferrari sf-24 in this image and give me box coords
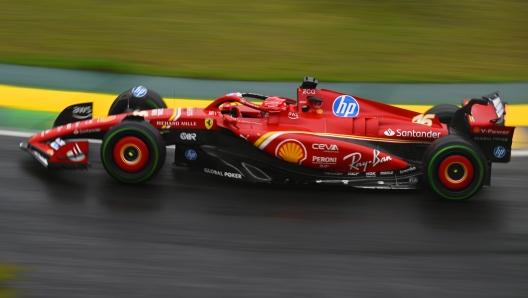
[20,77,515,200]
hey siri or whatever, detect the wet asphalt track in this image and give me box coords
[1,135,528,298]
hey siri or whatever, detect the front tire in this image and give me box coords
[108,86,167,115]
[101,121,166,183]
[423,135,487,200]
[425,104,459,125]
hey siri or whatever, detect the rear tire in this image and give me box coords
[101,121,166,183]
[108,86,167,115]
[423,135,486,200]
[425,104,459,125]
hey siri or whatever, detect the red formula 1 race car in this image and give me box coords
[20,77,515,200]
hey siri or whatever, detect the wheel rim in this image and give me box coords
[112,137,150,172]
[438,155,474,190]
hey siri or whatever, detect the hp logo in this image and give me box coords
[132,86,148,98]
[493,146,506,158]
[185,149,197,161]
[332,95,360,117]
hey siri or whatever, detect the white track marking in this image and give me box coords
[512,150,528,157]
[0,129,34,138]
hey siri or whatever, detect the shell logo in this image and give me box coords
[275,139,307,165]
[473,127,480,133]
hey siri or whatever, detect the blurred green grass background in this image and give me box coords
[1,0,527,82]
[0,263,24,298]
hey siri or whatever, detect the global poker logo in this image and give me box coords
[332,95,360,117]
[132,86,148,97]
[493,146,506,158]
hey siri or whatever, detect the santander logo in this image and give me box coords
[383,128,441,139]
[384,128,395,136]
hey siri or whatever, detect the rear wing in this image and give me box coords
[450,91,515,163]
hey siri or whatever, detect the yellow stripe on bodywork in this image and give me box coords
[253,132,277,147]
[162,108,181,129]
[254,131,434,150]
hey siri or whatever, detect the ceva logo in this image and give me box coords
[384,128,395,136]
[332,95,360,117]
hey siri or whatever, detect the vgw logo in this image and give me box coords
[332,95,360,117]
[494,146,506,158]
[72,105,92,120]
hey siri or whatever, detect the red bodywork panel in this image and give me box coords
[196,89,447,173]
[464,99,514,137]
[24,86,514,175]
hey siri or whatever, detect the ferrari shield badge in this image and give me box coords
[205,118,214,130]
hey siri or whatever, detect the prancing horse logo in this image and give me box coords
[205,118,214,130]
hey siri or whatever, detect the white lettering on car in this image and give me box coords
[72,105,92,119]
[151,109,164,116]
[180,132,196,141]
[203,168,242,179]
[312,144,339,151]
[324,172,343,176]
[480,128,510,135]
[156,121,197,126]
[395,129,441,139]
[32,150,48,166]
[312,156,337,163]
[411,114,435,126]
[399,167,417,174]
[344,149,392,171]
[288,112,299,120]
[223,172,242,179]
[73,128,101,135]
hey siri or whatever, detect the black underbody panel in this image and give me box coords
[172,129,423,188]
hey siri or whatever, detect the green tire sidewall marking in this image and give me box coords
[102,126,159,183]
[427,145,485,200]
[146,99,157,109]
